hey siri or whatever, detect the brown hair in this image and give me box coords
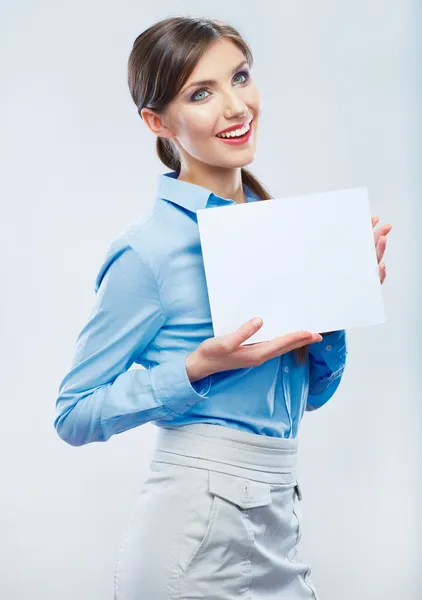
[127,16,308,365]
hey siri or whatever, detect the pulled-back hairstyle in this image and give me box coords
[127,16,308,365]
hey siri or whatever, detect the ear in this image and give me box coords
[140,108,175,139]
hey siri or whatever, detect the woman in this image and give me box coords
[54,16,391,599]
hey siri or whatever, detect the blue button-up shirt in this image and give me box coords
[54,171,347,446]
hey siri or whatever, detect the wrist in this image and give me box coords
[185,352,212,383]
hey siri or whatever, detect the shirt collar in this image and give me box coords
[156,170,260,213]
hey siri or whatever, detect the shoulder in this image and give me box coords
[93,199,180,292]
[93,201,160,291]
[244,183,261,203]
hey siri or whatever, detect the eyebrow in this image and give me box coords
[182,60,249,93]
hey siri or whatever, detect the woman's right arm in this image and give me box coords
[54,243,211,447]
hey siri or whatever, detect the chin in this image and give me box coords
[228,153,256,169]
[197,145,257,170]
[240,155,256,168]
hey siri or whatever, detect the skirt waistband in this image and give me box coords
[151,423,299,484]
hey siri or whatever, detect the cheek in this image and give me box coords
[179,109,217,141]
[247,86,261,114]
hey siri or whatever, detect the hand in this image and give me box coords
[372,216,392,284]
[185,318,323,382]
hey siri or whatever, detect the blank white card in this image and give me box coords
[197,187,385,345]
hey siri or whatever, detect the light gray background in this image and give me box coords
[1,1,420,599]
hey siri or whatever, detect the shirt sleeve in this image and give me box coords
[305,329,347,411]
[54,242,211,447]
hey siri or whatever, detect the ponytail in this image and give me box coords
[156,137,181,172]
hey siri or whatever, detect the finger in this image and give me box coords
[218,317,264,353]
[374,223,392,246]
[376,236,387,263]
[379,263,386,284]
[247,331,321,362]
[372,216,380,228]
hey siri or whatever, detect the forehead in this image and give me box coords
[188,38,246,79]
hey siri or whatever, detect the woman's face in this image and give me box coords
[160,38,261,171]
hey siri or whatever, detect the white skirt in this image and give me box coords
[113,423,319,600]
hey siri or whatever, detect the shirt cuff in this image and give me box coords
[150,354,212,416]
[308,329,347,371]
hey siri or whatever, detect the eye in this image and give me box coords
[191,89,210,102]
[233,70,250,85]
[190,70,250,102]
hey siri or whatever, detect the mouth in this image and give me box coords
[215,117,254,146]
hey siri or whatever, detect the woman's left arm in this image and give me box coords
[306,215,392,411]
[306,330,347,411]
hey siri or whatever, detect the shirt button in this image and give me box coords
[325,345,332,351]
[284,366,289,373]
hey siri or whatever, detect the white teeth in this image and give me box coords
[217,119,252,138]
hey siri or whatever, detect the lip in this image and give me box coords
[216,117,253,136]
[216,119,254,146]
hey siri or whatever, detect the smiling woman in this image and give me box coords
[54,15,351,600]
[130,19,269,201]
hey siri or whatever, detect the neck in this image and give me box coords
[177,163,246,204]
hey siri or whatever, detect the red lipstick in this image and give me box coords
[216,118,254,146]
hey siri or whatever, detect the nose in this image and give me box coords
[222,87,248,119]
